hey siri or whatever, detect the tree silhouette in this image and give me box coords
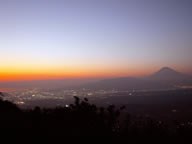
[0,96,192,143]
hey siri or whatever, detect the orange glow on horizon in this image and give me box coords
[1,64,188,81]
[0,67,154,81]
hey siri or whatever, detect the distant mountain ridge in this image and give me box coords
[80,77,171,90]
[147,67,185,80]
[0,67,191,90]
[146,67,192,85]
[80,67,192,90]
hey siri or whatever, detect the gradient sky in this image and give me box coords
[0,0,192,81]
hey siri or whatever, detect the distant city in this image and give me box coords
[1,67,192,109]
[1,88,134,107]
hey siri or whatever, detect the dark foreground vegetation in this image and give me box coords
[1,96,192,143]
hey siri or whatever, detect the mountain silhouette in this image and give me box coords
[154,67,181,76]
[79,67,192,90]
[147,67,192,85]
[147,67,184,81]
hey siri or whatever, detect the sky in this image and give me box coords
[0,0,192,81]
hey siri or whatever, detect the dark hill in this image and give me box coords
[80,77,171,90]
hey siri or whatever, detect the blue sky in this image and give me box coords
[0,0,192,80]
